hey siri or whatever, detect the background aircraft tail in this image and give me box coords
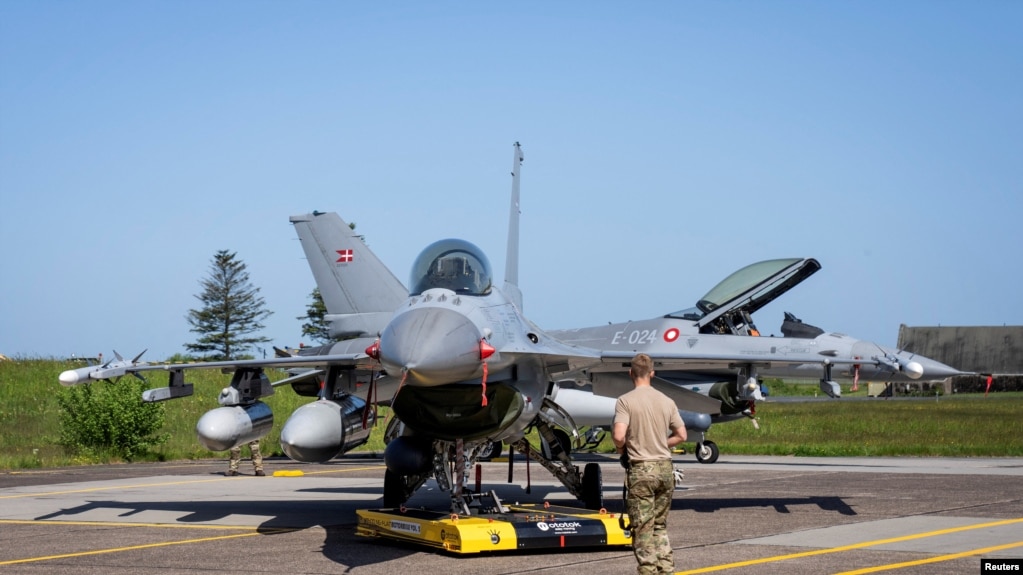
[290,212,408,339]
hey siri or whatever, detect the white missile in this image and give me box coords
[58,350,147,385]
[58,364,129,384]
[59,366,97,385]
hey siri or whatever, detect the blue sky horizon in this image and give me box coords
[2,2,1020,362]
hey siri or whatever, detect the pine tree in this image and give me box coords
[298,287,331,344]
[185,250,273,360]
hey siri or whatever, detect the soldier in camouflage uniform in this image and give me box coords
[612,353,687,574]
[227,440,264,476]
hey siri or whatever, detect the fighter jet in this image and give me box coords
[59,143,965,514]
[59,144,607,513]
[286,149,968,469]
[541,256,966,463]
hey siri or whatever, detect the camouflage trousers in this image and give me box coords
[625,459,675,575]
[229,440,263,472]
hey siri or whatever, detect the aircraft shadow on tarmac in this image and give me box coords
[29,480,573,530]
[320,525,422,571]
[32,499,430,569]
[33,496,380,530]
[31,494,616,568]
[675,496,856,515]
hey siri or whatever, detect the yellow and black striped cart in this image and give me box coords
[356,501,632,554]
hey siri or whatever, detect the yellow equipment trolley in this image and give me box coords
[356,492,632,554]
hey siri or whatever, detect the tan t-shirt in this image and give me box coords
[613,386,685,462]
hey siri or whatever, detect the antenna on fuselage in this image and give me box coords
[504,142,524,310]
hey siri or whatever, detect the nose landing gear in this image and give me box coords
[695,440,719,464]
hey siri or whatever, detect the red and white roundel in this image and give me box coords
[663,328,680,343]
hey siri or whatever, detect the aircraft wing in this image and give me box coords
[508,336,727,414]
[513,331,604,377]
[58,344,378,388]
[590,350,909,408]
[599,350,877,372]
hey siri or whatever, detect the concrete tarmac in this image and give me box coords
[1,454,1021,574]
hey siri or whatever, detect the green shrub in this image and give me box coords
[57,378,169,461]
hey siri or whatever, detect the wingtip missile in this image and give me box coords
[58,364,128,385]
[58,350,148,386]
[874,355,927,380]
[59,366,92,386]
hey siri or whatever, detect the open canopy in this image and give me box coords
[668,258,821,335]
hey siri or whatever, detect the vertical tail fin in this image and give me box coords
[503,142,524,310]
[290,212,408,338]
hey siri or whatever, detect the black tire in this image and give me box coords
[383,469,407,507]
[478,440,502,461]
[581,462,603,510]
[695,440,720,464]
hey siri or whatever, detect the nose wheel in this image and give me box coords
[477,440,503,461]
[695,440,719,464]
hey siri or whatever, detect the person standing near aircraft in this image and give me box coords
[227,440,264,476]
[613,353,687,575]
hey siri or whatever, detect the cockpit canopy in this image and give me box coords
[696,258,812,314]
[668,257,821,335]
[409,238,493,296]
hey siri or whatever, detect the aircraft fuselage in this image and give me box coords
[551,317,962,384]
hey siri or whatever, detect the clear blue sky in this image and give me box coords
[2,2,1020,361]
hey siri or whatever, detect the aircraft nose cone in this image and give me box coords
[378,306,483,386]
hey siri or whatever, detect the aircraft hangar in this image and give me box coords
[897,325,1023,393]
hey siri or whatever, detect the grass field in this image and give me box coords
[1,359,1020,470]
[706,395,1023,457]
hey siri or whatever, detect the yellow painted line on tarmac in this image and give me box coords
[0,463,383,566]
[4,463,217,475]
[0,476,242,499]
[834,540,1023,574]
[0,464,385,499]
[676,517,1023,575]
[275,464,384,476]
[0,519,259,530]
[0,527,294,567]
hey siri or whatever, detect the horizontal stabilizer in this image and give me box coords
[324,312,395,339]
